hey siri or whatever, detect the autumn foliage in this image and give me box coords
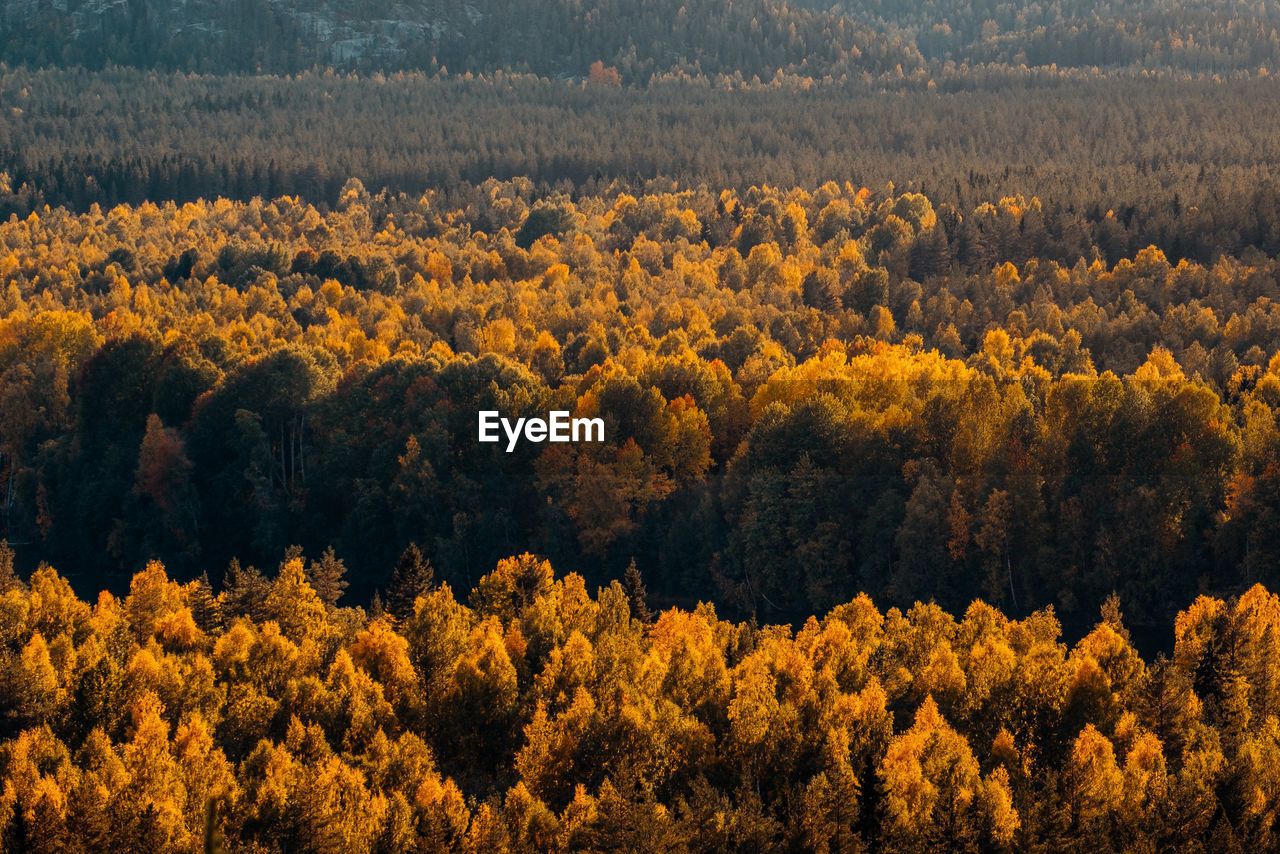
[3,183,1280,636]
[1,548,1279,851]
[587,61,622,87]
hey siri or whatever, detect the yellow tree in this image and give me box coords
[877,696,1018,852]
[1061,724,1123,849]
[801,726,865,854]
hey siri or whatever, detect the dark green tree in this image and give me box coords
[623,558,653,624]
[387,542,433,622]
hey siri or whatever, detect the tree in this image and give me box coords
[306,546,349,609]
[0,539,17,592]
[622,558,653,624]
[189,572,223,635]
[1062,724,1123,845]
[132,413,198,552]
[119,692,189,849]
[877,696,1019,852]
[801,727,864,854]
[975,490,1015,610]
[515,202,574,250]
[575,775,686,852]
[470,554,554,624]
[202,798,226,854]
[220,559,270,623]
[388,543,433,622]
[266,557,332,643]
[894,467,955,609]
[587,61,622,87]
[435,616,520,775]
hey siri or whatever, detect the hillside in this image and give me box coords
[830,0,1280,70]
[5,0,1280,78]
[0,0,921,80]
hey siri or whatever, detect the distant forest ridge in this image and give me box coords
[4,67,1280,268]
[4,0,1280,78]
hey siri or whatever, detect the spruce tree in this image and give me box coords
[388,542,433,621]
[623,558,653,624]
[221,558,270,622]
[306,546,348,609]
[190,571,223,635]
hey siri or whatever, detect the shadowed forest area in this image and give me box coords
[1,183,1279,643]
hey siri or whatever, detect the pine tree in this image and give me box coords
[306,545,348,609]
[909,224,951,279]
[221,558,270,622]
[190,571,223,635]
[622,558,652,624]
[0,539,18,592]
[387,542,433,621]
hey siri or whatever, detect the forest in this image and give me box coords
[1,180,1279,644]
[6,66,1280,272]
[6,0,1280,77]
[2,546,1279,851]
[7,0,1280,847]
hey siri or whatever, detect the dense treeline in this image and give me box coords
[832,0,1280,70]
[4,183,1280,635]
[5,0,1280,77]
[2,548,1280,851]
[6,69,1280,266]
[0,0,920,80]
